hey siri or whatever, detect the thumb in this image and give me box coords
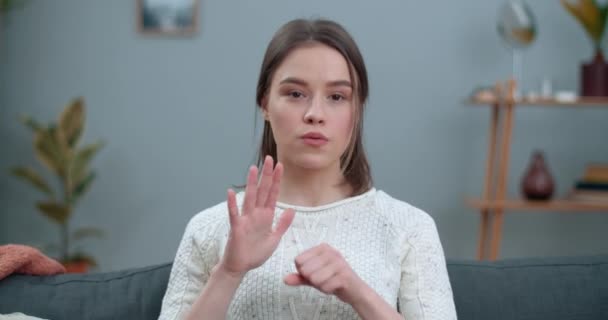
[273,208,295,238]
[283,273,310,286]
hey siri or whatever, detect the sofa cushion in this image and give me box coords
[0,263,171,320]
[448,255,608,320]
[1,255,608,320]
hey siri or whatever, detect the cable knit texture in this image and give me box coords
[158,188,457,320]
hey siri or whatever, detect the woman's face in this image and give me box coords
[262,43,355,172]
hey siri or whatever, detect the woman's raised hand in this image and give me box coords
[219,156,295,277]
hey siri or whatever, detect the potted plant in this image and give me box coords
[0,0,25,11]
[10,97,105,273]
[561,0,608,96]
[0,0,27,17]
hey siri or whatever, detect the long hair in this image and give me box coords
[255,18,372,196]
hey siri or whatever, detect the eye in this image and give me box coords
[289,91,304,99]
[330,94,345,101]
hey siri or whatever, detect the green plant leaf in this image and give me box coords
[19,115,45,133]
[53,124,72,166]
[581,0,603,42]
[71,171,96,204]
[36,201,71,225]
[58,97,85,148]
[598,4,608,40]
[562,0,605,46]
[70,141,104,188]
[10,166,54,196]
[34,126,67,178]
[0,0,28,11]
[71,227,104,242]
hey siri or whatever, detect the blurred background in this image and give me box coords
[1,0,608,272]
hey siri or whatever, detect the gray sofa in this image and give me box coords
[1,255,607,320]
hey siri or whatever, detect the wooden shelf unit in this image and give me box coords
[466,198,608,212]
[469,97,608,107]
[466,80,608,261]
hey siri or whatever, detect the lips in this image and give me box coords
[301,132,328,146]
[301,132,328,140]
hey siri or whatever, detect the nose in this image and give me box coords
[303,96,325,125]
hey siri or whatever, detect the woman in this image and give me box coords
[158,18,457,320]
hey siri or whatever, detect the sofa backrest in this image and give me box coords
[0,263,171,320]
[448,255,608,320]
[1,255,607,320]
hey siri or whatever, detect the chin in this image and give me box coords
[290,153,337,170]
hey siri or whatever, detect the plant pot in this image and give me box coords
[63,261,91,273]
[581,51,608,97]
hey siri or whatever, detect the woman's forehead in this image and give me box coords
[272,43,352,86]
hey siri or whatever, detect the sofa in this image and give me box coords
[1,255,607,320]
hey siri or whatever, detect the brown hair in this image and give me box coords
[255,18,372,196]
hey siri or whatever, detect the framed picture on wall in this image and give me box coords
[137,0,199,35]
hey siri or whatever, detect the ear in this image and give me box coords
[260,96,270,121]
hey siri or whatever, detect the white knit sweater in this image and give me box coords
[158,188,457,320]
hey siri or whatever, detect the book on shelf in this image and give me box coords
[569,165,608,201]
[567,189,608,203]
[575,181,608,191]
[582,163,608,183]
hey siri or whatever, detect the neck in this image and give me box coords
[278,160,352,208]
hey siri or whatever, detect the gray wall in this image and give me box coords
[1,0,607,271]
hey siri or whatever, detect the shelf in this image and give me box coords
[466,197,608,212]
[467,97,608,107]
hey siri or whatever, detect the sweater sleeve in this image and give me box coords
[157,206,227,320]
[397,207,458,320]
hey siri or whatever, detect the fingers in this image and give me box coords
[255,156,274,208]
[318,277,342,294]
[226,189,239,227]
[285,266,341,294]
[273,208,295,238]
[296,248,331,278]
[283,273,310,286]
[302,260,338,287]
[289,244,347,293]
[243,157,283,214]
[242,166,258,215]
[294,243,328,267]
[285,270,341,295]
[264,162,284,209]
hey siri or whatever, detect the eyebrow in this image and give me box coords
[279,77,352,88]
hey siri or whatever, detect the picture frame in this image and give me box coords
[137,0,199,36]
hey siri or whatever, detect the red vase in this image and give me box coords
[521,150,555,201]
[581,50,608,97]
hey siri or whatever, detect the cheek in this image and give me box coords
[336,109,355,142]
[268,105,298,140]
[273,110,294,127]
